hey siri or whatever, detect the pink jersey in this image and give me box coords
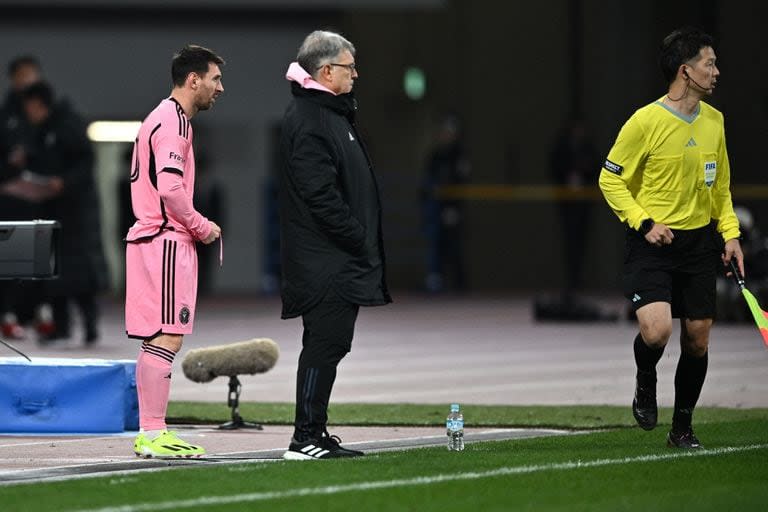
[126,98,211,242]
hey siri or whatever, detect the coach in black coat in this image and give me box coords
[279,82,390,317]
[278,31,390,458]
[20,82,108,342]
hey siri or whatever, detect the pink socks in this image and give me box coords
[136,341,176,431]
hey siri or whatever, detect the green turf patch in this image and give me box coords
[167,402,768,429]
[3,419,767,511]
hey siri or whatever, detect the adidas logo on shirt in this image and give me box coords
[685,137,697,147]
[632,293,641,303]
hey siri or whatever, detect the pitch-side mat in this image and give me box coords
[0,425,577,485]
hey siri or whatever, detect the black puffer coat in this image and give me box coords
[26,102,108,295]
[278,83,390,318]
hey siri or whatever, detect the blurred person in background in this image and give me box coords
[421,113,470,293]
[0,56,44,340]
[193,149,226,296]
[0,56,41,136]
[279,30,390,459]
[599,27,742,449]
[549,117,600,298]
[19,81,109,345]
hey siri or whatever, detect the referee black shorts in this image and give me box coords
[623,222,723,319]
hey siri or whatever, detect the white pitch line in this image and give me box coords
[337,428,572,446]
[70,443,768,512]
[0,431,567,486]
[0,458,283,487]
[2,457,135,464]
[0,437,121,449]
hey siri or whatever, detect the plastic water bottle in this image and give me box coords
[446,403,464,451]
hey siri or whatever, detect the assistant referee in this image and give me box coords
[599,26,743,449]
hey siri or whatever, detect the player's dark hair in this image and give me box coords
[659,27,714,84]
[171,45,225,87]
[7,55,40,77]
[20,81,54,108]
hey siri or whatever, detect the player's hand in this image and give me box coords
[202,221,221,245]
[644,222,674,247]
[723,238,744,278]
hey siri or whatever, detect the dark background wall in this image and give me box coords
[0,0,764,294]
[343,0,767,291]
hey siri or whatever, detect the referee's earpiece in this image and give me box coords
[681,66,711,91]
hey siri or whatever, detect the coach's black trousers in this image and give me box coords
[294,288,359,441]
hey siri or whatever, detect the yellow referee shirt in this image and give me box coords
[599,97,740,242]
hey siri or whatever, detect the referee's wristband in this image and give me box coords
[638,218,655,236]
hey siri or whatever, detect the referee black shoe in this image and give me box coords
[666,427,702,449]
[632,369,658,431]
[283,431,364,460]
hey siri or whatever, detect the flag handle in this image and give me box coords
[728,259,745,288]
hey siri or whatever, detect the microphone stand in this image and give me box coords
[218,375,263,430]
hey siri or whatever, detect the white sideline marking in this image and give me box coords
[3,457,134,464]
[329,428,573,448]
[0,428,572,485]
[71,443,768,512]
[0,437,120,449]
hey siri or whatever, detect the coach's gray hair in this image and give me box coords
[297,30,356,79]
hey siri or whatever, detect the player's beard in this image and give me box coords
[196,92,218,111]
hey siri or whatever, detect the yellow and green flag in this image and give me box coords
[730,259,768,348]
[739,287,768,347]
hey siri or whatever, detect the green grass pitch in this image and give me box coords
[1,405,766,511]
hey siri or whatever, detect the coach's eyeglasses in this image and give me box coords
[328,62,356,72]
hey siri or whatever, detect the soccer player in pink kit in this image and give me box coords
[126,45,223,458]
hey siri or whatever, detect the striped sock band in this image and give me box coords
[141,341,176,364]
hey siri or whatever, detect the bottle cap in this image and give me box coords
[450,403,460,412]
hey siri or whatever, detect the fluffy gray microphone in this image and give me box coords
[182,338,279,383]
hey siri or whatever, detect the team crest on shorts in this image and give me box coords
[179,306,191,325]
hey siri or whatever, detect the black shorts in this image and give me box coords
[623,222,722,319]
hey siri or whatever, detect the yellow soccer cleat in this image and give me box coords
[134,431,206,458]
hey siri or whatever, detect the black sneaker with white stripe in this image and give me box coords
[666,427,702,449]
[283,432,364,460]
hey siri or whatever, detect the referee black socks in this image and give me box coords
[673,350,708,432]
[633,333,665,372]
